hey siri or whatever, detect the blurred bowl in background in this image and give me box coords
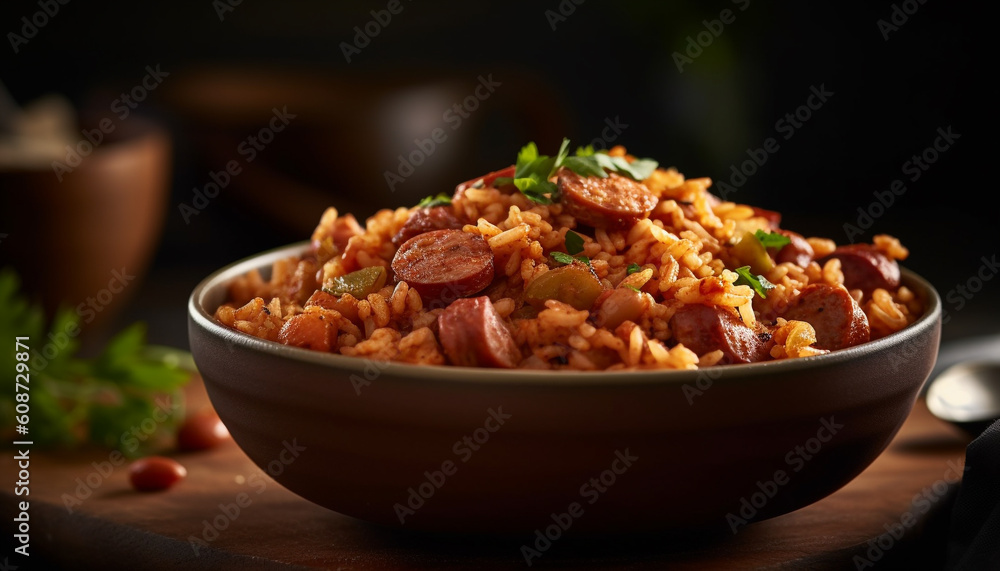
[163,65,570,237]
[0,115,171,335]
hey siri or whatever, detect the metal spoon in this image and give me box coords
[925,361,1000,436]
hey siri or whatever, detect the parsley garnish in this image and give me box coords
[551,252,577,265]
[551,230,591,266]
[416,193,452,208]
[626,263,642,275]
[754,229,791,249]
[734,265,776,299]
[495,139,659,204]
[565,230,585,255]
[0,268,192,454]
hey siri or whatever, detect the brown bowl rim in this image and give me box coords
[188,241,942,387]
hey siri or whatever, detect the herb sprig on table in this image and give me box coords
[0,268,193,455]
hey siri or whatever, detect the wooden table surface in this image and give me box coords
[2,376,972,570]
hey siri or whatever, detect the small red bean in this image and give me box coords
[177,410,231,452]
[129,456,187,492]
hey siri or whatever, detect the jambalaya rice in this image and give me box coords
[215,143,922,370]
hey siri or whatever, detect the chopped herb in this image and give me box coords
[565,230,585,256]
[551,230,591,266]
[416,193,452,208]
[626,263,642,275]
[754,229,791,249]
[551,252,577,265]
[734,265,776,299]
[0,268,192,454]
[496,138,660,204]
[625,285,642,293]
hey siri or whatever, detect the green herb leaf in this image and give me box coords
[513,178,556,204]
[551,252,576,265]
[734,266,777,299]
[503,139,659,202]
[754,229,791,249]
[554,138,571,169]
[561,155,608,178]
[416,193,452,208]
[626,263,642,275]
[625,285,642,293]
[565,230,585,256]
[617,158,658,181]
[0,268,192,454]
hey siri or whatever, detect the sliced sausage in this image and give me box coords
[557,168,658,229]
[391,229,494,301]
[775,230,814,268]
[782,283,870,350]
[670,304,770,364]
[752,207,782,229]
[819,244,900,293]
[392,206,463,246]
[438,296,521,368]
[453,165,516,199]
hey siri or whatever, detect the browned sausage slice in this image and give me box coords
[391,229,494,300]
[751,206,782,229]
[820,244,900,293]
[782,283,870,350]
[775,230,814,268]
[557,168,658,229]
[670,304,770,364]
[453,165,516,199]
[438,296,521,368]
[392,206,463,246]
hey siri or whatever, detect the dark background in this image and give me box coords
[0,0,993,348]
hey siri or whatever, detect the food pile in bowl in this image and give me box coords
[214,140,923,370]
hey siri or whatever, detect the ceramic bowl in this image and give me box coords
[188,242,941,534]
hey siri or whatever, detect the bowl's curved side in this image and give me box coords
[188,246,941,534]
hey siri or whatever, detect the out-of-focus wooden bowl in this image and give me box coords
[0,119,171,333]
